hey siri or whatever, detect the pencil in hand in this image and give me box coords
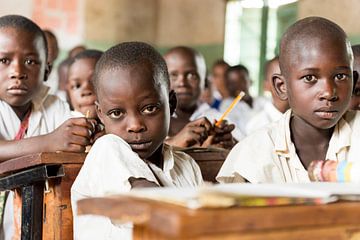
[215,91,245,127]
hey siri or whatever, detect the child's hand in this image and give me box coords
[128,177,160,188]
[165,117,212,147]
[201,120,236,149]
[45,117,93,152]
[88,119,105,144]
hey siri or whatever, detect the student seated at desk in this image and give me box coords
[217,17,360,183]
[67,49,103,119]
[71,42,203,240]
[349,45,360,111]
[246,56,289,134]
[163,46,239,147]
[0,15,94,240]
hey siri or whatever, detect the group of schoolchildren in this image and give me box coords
[0,14,359,240]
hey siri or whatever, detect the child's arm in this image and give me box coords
[165,117,212,148]
[0,118,92,162]
[128,177,160,188]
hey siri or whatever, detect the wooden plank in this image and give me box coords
[42,163,83,240]
[77,196,360,238]
[0,152,86,175]
[183,148,229,182]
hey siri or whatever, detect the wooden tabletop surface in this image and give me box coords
[77,195,360,238]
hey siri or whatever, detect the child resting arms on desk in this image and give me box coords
[71,42,203,239]
[217,17,360,183]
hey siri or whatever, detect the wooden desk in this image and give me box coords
[78,196,360,240]
[181,148,229,182]
[0,152,86,240]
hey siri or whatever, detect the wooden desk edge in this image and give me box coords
[0,152,86,175]
[77,196,360,238]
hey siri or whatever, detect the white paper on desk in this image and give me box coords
[124,182,360,209]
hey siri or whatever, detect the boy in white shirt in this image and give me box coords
[71,42,203,239]
[0,15,94,240]
[217,17,360,183]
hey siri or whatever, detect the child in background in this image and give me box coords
[56,57,72,102]
[349,45,360,111]
[246,57,289,134]
[71,42,203,239]
[217,17,360,183]
[163,46,239,147]
[67,49,103,118]
[43,29,59,95]
[220,64,267,134]
[210,59,230,109]
[0,15,93,239]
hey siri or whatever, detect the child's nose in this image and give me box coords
[126,115,146,133]
[320,79,338,101]
[9,61,27,80]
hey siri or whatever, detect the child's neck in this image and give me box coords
[175,104,197,118]
[145,145,164,169]
[290,115,334,169]
[11,102,32,121]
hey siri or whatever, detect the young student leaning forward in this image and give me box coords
[71,42,203,239]
[0,15,94,239]
[217,17,360,183]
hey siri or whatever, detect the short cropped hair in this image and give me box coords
[227,64,249,76]
[164,46,207,87]
[69,49,103,67]
[93,42,169,94]
[352,45,360,57]
[279,17,352,78]
[212,59,229,70]
[0,15,48,59]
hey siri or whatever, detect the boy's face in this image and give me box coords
[0,27,47,107]
[226,70,250,97]
[165,51,201,110]
[212,64,228,96]
[67,58,97,118]
[350,55,360,110]
[96,63,170,160]
[283,38,353,129]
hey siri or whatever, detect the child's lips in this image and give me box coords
[7,85,28,95]
[314,108,339,119]
[128,140,152,151]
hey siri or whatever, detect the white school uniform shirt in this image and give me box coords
[0,84,72,240]
[71,134,203,240]
[189,102,245,140]
[245,101,283,135]
[217,109,360,184]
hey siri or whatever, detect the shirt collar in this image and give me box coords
[273,109,292,157]
[32,84,50,111]
[162,143,175,172]
[273,109,352,159]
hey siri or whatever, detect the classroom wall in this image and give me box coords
[298,0,360,43]
[84,0,227,67]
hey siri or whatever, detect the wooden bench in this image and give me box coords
[0,152,86,240]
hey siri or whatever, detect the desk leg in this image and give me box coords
[21,183,44,240]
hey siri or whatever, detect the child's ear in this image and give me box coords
[353,71,359,93]
[43,63,52,82]
[169,90,177,116]
[95,101,105,124]
[272,73,288,100]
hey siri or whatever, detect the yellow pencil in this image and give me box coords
[215,91,245,127]
[85,110,90,118]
